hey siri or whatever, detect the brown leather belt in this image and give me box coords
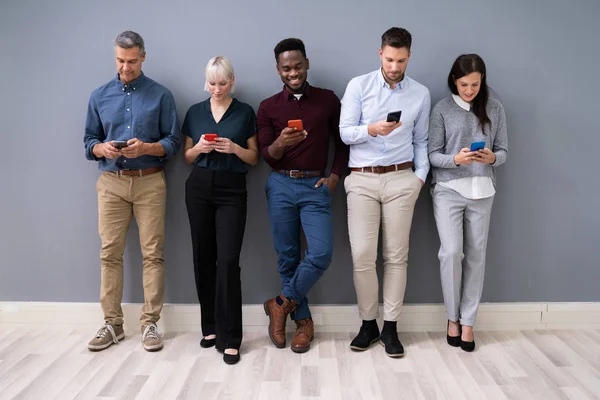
[110,167,163,177]
[274,169,323,179]
[350,162,414,174]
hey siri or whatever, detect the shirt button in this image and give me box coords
[127,126,130,129]
[127,108,130,111]
[124,160,127,163]
[127,93,130,96]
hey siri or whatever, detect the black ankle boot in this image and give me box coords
[380,330,405,358]
[350,320,380,351]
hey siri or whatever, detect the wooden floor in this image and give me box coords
[0,328,599,400]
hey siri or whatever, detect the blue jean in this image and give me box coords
[265,172,333,320]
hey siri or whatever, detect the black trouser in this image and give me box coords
[185,166,247,350]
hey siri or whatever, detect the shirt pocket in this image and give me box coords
[135,109,161,142]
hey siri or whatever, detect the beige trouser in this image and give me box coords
[345,169,421,321]
[96,171,166,327]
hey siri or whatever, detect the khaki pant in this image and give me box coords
[96,171,166,327]
[345,169,421,321]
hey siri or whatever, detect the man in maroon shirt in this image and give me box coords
[258,38,349,353]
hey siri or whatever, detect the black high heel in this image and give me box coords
[446,320,461,347]
[460,335,476,352]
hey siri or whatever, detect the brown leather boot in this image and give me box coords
[263,294,296,348]
[291,318,314,353]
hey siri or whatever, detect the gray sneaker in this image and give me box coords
[88,324,124,351]
[141,323,163,352]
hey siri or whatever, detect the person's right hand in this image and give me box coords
[368,120,402,137]
[94,142,121,159]
[275,127,307,147]
[454,148,478,165]
[194,135,218,153]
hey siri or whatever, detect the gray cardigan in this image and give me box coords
[428,96,508,185]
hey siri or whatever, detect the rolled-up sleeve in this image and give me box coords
[83,94,103,160]
[157,91,181,159]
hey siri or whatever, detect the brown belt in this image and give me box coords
[350,162,414,174]
[110,167,163,177]
[274,169,323,179]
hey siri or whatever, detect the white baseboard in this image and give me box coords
[1,302,599,333]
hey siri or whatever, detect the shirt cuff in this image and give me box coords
[86,140,102,161]
[157,139,173,159]
[414,168,428,183]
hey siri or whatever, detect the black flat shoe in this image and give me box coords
[446,321,461,347]
[460,338,476,352]
[223,350,240,364]
[200,337,216,348]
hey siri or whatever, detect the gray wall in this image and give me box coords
[1,0,598,305]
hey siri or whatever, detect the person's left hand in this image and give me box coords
[214,137,238,154]
[315,174,340,192]
[121,138,147,158]
[474,148,496,164]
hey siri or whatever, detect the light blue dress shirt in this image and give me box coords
[340,69,431,182]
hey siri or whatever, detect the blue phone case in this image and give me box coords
[470,141,486,151]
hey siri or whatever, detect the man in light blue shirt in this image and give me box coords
[340,27,431,357]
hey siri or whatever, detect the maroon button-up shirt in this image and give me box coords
[257,83,349,177]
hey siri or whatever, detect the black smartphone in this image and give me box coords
[112,140,128,149]
[386,110,402,123]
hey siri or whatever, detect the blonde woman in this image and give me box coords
[183,56,258,364]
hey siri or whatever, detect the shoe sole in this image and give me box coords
[143,342,164,352]
[264,301,285,349]
[379,341,405,358]
[87,332,125,351]
[349,336,380,351]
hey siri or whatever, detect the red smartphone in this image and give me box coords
[204,133,218,141]
[288,119,304,131]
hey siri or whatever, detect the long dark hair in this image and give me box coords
[447,54,490,132]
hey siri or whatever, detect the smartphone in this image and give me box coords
[288,119,304,131]
[470,141,486,151]
[386,110,402,123]
[204,133,218,141]
[112,140,128,149]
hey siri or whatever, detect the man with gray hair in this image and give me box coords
[84,30,180,352]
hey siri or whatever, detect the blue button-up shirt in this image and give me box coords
[340,69,431,182]
[84,72,180,171]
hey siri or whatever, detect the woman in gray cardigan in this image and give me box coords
[428,54,508,352]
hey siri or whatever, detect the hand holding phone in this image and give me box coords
[386,110,402,123]
[470,141,486,152]
[288,119,304,131]
[112,140,129,149]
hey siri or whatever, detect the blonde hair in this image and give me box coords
[204,56,235,93]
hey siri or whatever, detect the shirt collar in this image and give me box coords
[282,81,312,101]
[114,71,146,91]
[377,68,406,90]
[452,94,471,111]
